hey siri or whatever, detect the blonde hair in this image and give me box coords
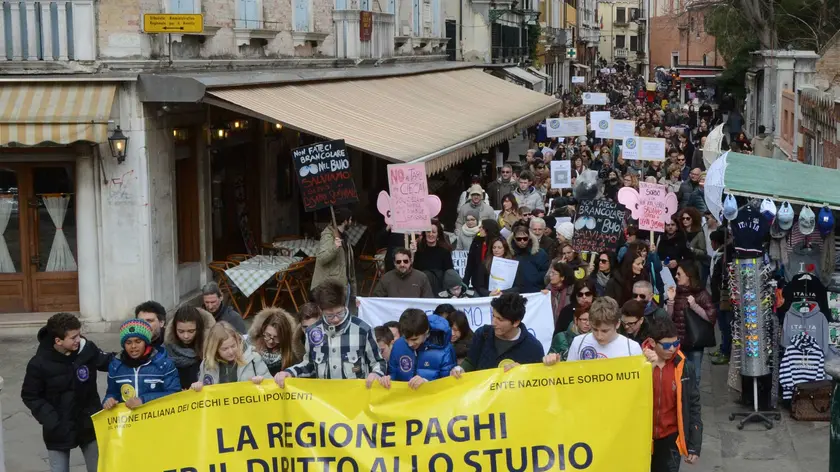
[203,321,246,371]
[588,297,620,326]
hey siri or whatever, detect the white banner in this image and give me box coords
[572,76,585,84]
[622,136,639,160]
[452,250,468,278]
[358,292,555,353]
[582,92,607,105]
[640,137,667,161]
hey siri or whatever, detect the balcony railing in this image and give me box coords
[491,46,528,64]
[0,0,95,61]
[333,10,394,59]
[615,48,628,58]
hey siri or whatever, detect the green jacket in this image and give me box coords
[311,225,356,293]
[549,324,580,360]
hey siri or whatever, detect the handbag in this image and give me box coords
[791,380,832,421]
[684,305,716,349]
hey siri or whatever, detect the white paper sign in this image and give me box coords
[358,292,554,353]
[546,118,563,138]
[489,258,519,292]
[572,76,585,84]
[590,111,611,139]
[582,92,607,105]
[550,160,572,189]
[610,120,636,139]
[640,137,667,161]
[622,136,639,160]
[555,117,587,137]
[451,250,468,278]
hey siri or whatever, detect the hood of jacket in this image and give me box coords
[508,233,540,255]
[425,314,453,350]
[515,186,536,197]
[242,343,261,364]
[247,307,306,361]
[164,307,217,346]
[791,332,821,353]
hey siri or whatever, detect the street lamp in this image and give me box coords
[108,126,129,163]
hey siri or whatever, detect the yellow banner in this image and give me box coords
[94,357,653,472]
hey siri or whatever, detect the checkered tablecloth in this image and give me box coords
[311,224,367,246]
[225,255,301,297]
[273,239,319,257]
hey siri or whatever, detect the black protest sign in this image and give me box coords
[292,139,358,212]
[572,199,625,254]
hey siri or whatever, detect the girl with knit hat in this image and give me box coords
[102,319,180,410]
[190,321,270,390]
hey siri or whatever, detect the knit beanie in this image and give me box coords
[120,319,152,348]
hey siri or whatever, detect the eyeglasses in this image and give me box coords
[576,291,593,298]
[323,308,348,321]
[677,158,685,162]
[633,293,647,300]
[621,318,642,328]
[599,259,609,264]
[395,259,411,265]
[263,333,279,342]
[515,236,530,242]
[657,340,681,350]
[501,170,512,174]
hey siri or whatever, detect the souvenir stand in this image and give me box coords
[705,152,840,429]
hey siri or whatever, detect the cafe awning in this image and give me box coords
[206,68,560,175]
[0,83,116,145]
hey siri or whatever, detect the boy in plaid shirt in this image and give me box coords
[274,281,385,387]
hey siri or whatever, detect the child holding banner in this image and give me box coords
[191,322,271,389]
[546,297,642,362]
[380,309,456,390]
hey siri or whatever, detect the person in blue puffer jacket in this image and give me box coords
[386,310,456,390]
[102,319,180,411]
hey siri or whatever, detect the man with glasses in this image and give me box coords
[488,164,517,209]
[275,281,385,387]
[372,248,434,299]
[529,217,557,258]
[632,281,669,318]
[618,299,650,344]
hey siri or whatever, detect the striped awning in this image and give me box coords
[206,68,560,176]
[0,84,117,145]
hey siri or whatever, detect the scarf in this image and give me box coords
[120,346,153,368]
[548,284,570,322]
[168,343,199,369]
[259,348,283,371]
[461,224,480,238]
[596,271,610,290]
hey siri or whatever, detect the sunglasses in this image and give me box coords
[515,236,530,242]
[395,259,411,265]
[522,213,531,217]
[658,340,680,350]
[681,216,692,221]
[633,293,647,300]
[576,291,593,298]
[599,259,609,264]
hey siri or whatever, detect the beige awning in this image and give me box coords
[0,83,116,145]
[207,68,560,175]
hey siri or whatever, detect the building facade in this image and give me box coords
[0,0,558,330]
[647,0,722,77]
[596,0,642,72]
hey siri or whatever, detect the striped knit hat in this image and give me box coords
[119,319,152,348]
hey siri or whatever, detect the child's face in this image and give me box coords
[654,336,680,361]
[405,332,429,350]
[263,326,279,349]
[124,338,146,359]
[377,340,393,361]
[591,322,619,346]
[55,329,81,353]
[176,321,197,345]
[451,324,461,342]
[218,336,239,363]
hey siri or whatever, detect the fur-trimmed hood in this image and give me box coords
[164,306,217,346]
[508,232,541,255]
[247,307,305,362]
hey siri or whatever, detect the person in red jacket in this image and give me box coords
[642,316,703,472]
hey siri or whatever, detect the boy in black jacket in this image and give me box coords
[21,312,112,472]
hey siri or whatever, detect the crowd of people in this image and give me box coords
[20,67,728,472]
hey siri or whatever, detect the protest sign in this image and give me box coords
[292,139,358,212]
[550,160,572,188]
[572,76,585,84]
[582,92,607,105]
[572,199,625,254]
[387,163,431,232]
[94,357,653,472]
[610,120,636,139]
[546,118,563,138]
[360,292,554,352]
[555,117,587,137]
[590,111,611,139]
[622,136,639,160]
[489,258,519,292]
[451,250,468,278]
[639,137,667,161]
[618,184,678,234]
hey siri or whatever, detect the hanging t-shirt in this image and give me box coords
[732,205,769,257]
[567,333,643,361]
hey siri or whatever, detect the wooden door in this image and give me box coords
[0,163,78,313]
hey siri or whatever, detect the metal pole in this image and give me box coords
[0,376,5,472]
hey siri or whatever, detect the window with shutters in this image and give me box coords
[236,0,261,29]
[630,35,638,51]
[169,0,199,13]
[293,0,311,31]
[615,7,626,24]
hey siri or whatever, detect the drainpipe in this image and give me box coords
[0,376,5,472]
[458,0,462,60]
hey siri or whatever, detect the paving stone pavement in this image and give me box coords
[1,329,828,472]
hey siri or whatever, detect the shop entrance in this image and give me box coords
[0,162,79,313]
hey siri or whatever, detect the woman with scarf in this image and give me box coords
[456,213,481,250]
[678,207,708,277]
[411,218,456,294]
[498,194,522,230]
[463,219,501,288]
[606,250,650,305]
[165,305,216,390]
[604,170,622,201]
[589,252,615,296]
[554,279,597,337]
[247,308,305,376]
[544,261,575,326]
[472,237,514,296]
[666,261,716,388]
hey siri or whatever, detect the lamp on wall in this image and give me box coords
[172,128,189,142]
[230,119,250,131]
[108,126,129,163]
[211,125,230,140]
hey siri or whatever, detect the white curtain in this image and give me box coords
[43,195,77,272]
[0,197,15,273]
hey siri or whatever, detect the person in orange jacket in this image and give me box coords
[642,316,703,472]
